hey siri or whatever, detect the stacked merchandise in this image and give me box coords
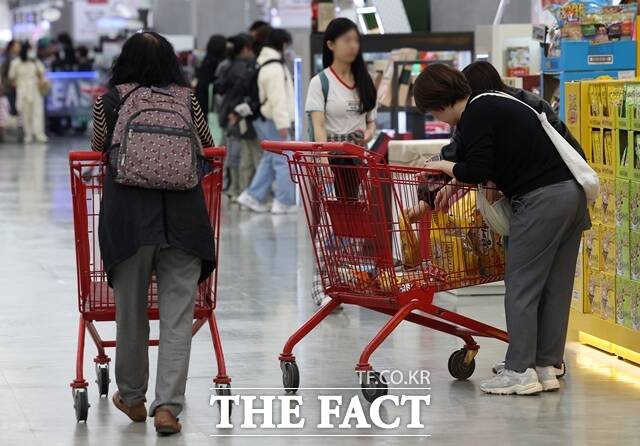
[573,79,640,331]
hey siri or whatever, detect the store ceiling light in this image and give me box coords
[42,8,61,22]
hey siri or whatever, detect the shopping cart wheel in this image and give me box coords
[448,349,476,380]
[73,388,90,422]
[281,361,300,393]
[215,384,233,419]
[95,364,110,397]
[359,371,388,403]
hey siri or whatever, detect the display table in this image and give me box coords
[388,139,506,297]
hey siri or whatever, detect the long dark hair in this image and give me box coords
[109,31,188,88]
[19,41,31,61]
[461,61,508,94]
[322,18,376,113]
[204,34,227,64]
[227,33,253,59]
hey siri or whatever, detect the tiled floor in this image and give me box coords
[1,138,639,445]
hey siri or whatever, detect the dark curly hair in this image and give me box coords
[108,31,188,88]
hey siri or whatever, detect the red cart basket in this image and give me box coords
[68,148,230,422]
[262,141,509,402]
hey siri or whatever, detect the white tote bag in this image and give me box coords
[470,92,600,235]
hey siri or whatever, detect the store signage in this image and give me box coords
[45,72,104,119]
[588,55,614,65]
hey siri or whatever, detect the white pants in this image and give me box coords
[19,96,45,141]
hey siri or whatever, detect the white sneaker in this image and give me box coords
[480,368,543,395]
[493,360,565,378]
[35,135,48,143]
[237,191,269,213]
[271,200,297,214]
[536,366,560,391]
[23,135,33,144]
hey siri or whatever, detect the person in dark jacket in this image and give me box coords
[214,34,262,197]
[90,32,215,435]
[441,61,584,161]
[413,64,590,396]
[409,61,585,221]
[194,34,226,114]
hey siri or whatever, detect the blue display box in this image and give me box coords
[543,40,636,73]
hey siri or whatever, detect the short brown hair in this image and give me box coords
[413,64,472,112]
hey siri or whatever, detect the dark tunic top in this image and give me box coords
[91,86,216,286]
[453,94,574,199]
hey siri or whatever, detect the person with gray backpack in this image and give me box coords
[90,32,215,435]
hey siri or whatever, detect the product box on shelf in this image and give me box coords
[585,268,600,315]
[588,83,603,127]
[598,176,615,226]
[615,178,630,228]
[628,83,640,130]
[564,81,582,144]
[615,276,633,327]
[616,130,632,178]
[631,280,640,330]
[601,129,616,177]
[630,231,640,281]
[599,225,616,273]
[584,227,600,270]
[630,181,640,231]
[611,82,627,129]
[599,272,616,322]
[602,83,624,129]
[616,276,628,326]
[616,227,630,279]
[591,129,603,172]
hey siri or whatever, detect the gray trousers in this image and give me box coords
[505,180,590,373]
[111,245,201,417]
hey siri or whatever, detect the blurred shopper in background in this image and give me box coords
[1,40,21,118]
[249,20,269,40]
[90,31,215,435]
[74,46,94,71]
[52,32,76,71]
[215,33,262,199]
[306,17,377,306]
[237,28,296,214]
[195,34,226,115]
[8,41,47,144]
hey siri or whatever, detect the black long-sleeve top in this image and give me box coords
[453,94,573,199]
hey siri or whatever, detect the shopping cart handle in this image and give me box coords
[261,140,366,157]
[203,146,226,158]
[69,147,226,162]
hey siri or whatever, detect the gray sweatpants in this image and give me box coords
[505,180,590,373]
[111,245,202,417]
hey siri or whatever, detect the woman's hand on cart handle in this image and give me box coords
[423,159,455,178]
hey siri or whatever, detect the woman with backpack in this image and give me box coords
[90,32,215,435]
[237,28,297,214]
[8,41,47,144]
[304,17,377,307]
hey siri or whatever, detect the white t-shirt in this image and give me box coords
[305,67,377,137]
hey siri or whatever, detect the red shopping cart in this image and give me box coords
[262,141,509,402]
[68,148,230,422]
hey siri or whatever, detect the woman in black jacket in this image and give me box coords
[413,64,590,396]
[90,32,214,435]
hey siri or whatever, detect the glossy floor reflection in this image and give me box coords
[1,138,639,446]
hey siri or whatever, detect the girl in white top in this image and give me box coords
[8,42,47,143]
[306,17,377,146]
[305,18,378,307]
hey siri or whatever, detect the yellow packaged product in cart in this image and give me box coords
[399,212,421,268]
[430,211,478,283]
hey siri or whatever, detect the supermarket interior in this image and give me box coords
[1,0,640,445]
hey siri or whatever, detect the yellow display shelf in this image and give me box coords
[569,309,640,365]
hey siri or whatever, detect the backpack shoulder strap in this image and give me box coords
[115,83,143,111]
[318,70,330,110]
